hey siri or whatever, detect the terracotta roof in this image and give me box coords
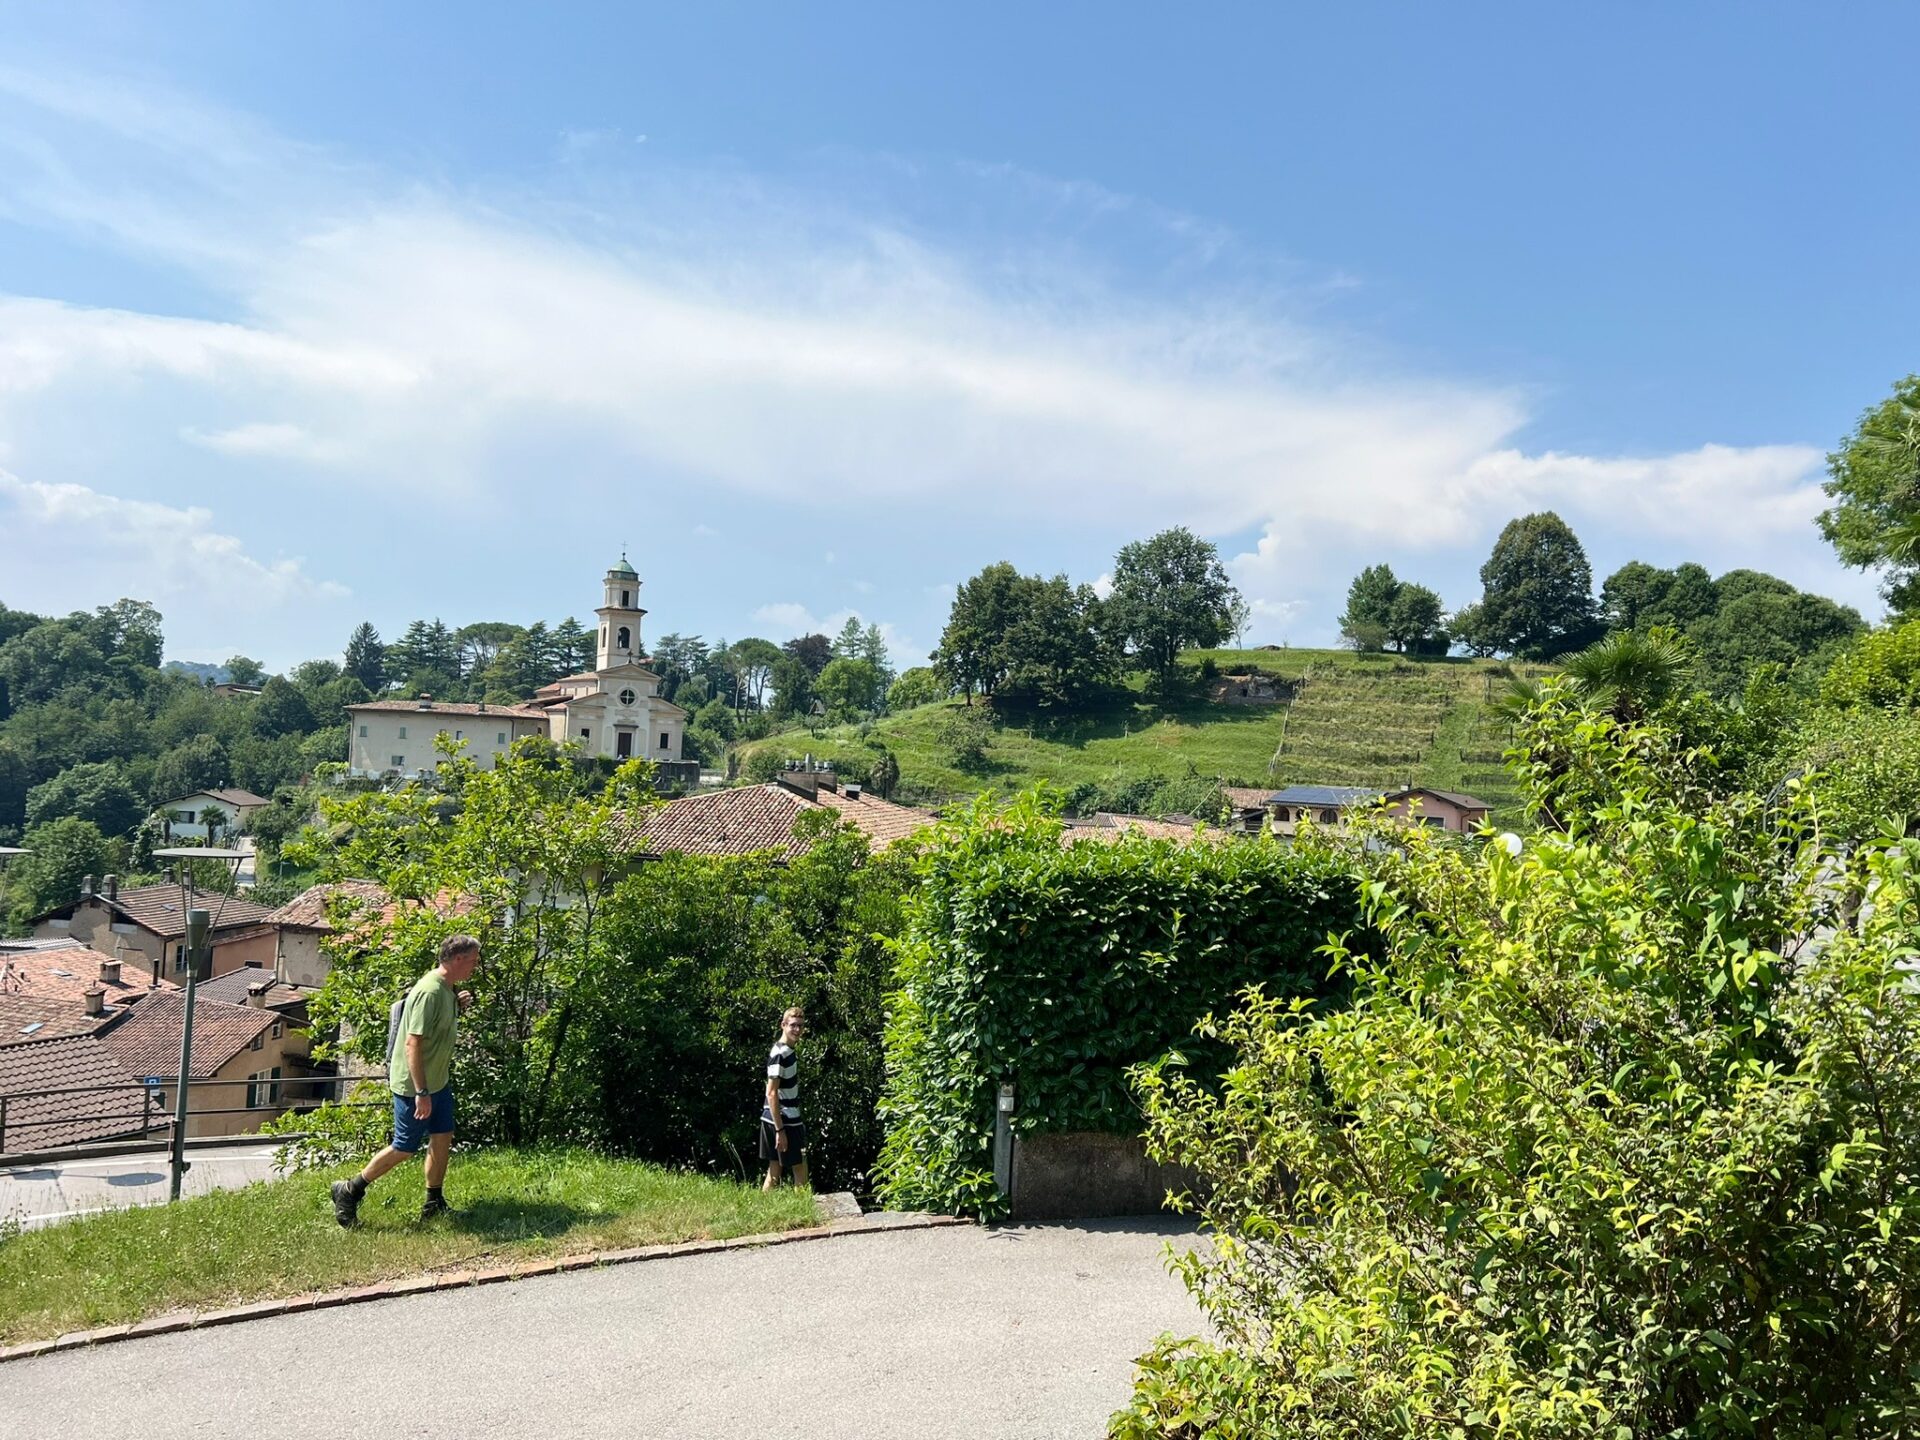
[615,783,935,860]
[265,879,391,932]
[30,883,278,941]
[0,945,175,1006]
[0,1034,158,1151]
[345,700,547,719]
[101,989,278,1079]
[1066,813,1223,845]
[0,992,110,1046]
[195,967,314,1011]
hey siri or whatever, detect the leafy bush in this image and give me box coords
[874,790,1363,1218]
[1114,708,1920,1439]
[1821,616,1920,709]
[934,704,996,771]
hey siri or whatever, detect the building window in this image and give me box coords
[579,728,591,741]
[173,943,188,973]
[616,626,631,650]
[619,688,636,706]
[398,725,407,739]
[659,732,670,750]
[1321,809,1338,824]
[249,1031,264,1051]
[358,724,368,737]
[496,731,506,745]
[246,1068,282,1108]
[391,755,405,768]
[271,1021,283,1039]
[621,589,630,607]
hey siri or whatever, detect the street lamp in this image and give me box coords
[151,845,249,1202]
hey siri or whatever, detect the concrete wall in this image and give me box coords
[276,928,330,988]
[1009,1131,1202,1221]
[348,709,542,778]
[210,928,277,978]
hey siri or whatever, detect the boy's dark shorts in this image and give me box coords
[391,1085,456,1153]
[759,1119,807,1169]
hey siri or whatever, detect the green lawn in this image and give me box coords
[742,648,1550,821]
[0,1148,821,1345]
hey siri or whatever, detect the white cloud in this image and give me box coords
[1091,571,1115,600]
[0,63,1878,651]
[750,601,924,665]
[691,523,719,538]
[0,469,348,606]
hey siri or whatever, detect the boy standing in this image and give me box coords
[761,1006,809,1191]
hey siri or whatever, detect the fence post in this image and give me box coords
[993,1081,1016,1203]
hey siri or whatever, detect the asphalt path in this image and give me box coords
[2,1217,1205,1439]
[0,1144,282,1229]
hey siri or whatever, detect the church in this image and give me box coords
[345,558,688,778]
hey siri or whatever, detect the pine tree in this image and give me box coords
[344,622,386,692]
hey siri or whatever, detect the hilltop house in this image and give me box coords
[1266,784,1493,836]
[347,558,689,779]
[155,787,269,843]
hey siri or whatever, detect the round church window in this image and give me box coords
[619,688,637,706]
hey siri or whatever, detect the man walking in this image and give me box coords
[332,934,479,1226]
[761,1006,809,1191]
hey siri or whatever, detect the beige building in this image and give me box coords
[30,878,279,981]
[346,557,686,778]
[101,988,301,1138]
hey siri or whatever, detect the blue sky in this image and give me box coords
[0,4,1912,671]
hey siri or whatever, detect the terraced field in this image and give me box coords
[733,648,1554,823]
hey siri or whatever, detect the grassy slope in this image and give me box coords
[0,1148,819,1344]
[742,648,1552,822]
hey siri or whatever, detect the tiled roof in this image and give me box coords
[1266,785,1384,808]
[196,967,314,1011]
[1221,786,1276,811]
[0,1034,159,1152]
[161,787,269,809]
[265,879,393,932]
[0,992,110,1046]
[101,990,278,1079]
[615,783,936,860]
[345,700,547,719]
[0,944,175,1007]
[1065,813,1224,846]
[1385,787,1493,811]
[32,883,279,940]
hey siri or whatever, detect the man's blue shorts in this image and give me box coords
[391,1086,455,1153]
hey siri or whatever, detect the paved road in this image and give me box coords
[0,1144,282,1229]
[5,1218,1204,1439]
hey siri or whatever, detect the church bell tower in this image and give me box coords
[595,555,647,672]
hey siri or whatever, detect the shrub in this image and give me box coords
[874,790,1363,1217]
[1114,727,1920,1438]
[1821,616,1920,709]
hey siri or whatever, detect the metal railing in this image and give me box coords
[0,1070,389,1167]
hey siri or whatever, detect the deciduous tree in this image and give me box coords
[1107,527,1240,690]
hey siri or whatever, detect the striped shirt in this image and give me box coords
[762,1042,800,1124]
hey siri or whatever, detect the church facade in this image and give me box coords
[346,558,688,779]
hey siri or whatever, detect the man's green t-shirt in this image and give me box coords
[389,969,457,1097]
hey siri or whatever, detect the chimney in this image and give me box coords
[417,693,433,708]
[845,783,862,800]
[84,985,105,1017]
[82,874,95,900]
[150,957,162,987]
[99,957,122,985]
[247,980,270,1008]
[104,874,119,901]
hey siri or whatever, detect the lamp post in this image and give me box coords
[152,845,248,1202]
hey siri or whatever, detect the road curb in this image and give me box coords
[0,1207,967,1364]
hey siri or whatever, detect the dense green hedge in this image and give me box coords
[874,791,1366,1216]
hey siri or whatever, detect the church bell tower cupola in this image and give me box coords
[595,554,648,671]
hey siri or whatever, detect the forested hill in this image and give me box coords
[735,648,1551,821]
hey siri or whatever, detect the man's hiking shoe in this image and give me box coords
[330,1179,363,1228]
[419,1195,463,1222]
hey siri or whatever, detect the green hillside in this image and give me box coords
[735,648,1553,822]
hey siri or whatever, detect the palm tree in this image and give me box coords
[1560,628,1695,723]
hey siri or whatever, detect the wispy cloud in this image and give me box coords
[0,61,1875,662]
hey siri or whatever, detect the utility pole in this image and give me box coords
[168,907,208,1202]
